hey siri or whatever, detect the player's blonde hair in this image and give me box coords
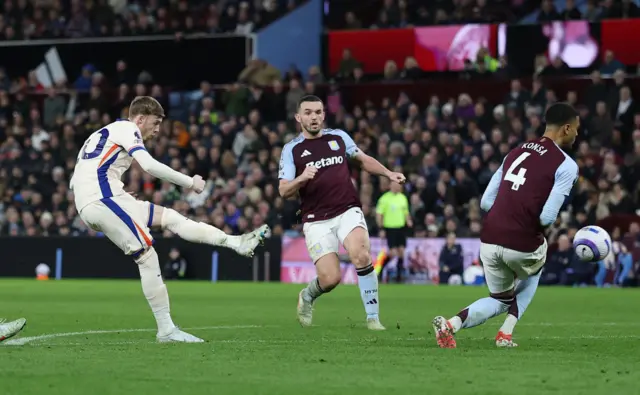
[129,96,165,118]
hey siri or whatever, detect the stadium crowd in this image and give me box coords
[3,0,640,40]
[0,0,302,40]
[329,0,640,30]
[0,1,639,285]
[1,52,639,284]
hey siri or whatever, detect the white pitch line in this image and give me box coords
[2,325,261,346]
[3,322,639,346]
[14,334,640,348]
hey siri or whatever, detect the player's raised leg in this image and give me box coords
[151,205,270,257]
[343,219,384,330]
[0,318,27,342]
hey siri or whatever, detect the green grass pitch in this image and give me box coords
[1,280,638,395]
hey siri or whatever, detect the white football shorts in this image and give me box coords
[480,239,548,294]
[79,193,155,258]
[302,207,368,263]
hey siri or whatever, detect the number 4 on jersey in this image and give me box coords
[504,152,531,191]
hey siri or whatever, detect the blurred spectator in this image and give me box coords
[542,234,573,285]
[600,51,625,76]
[561,0,582,20]
[337,49,361,80]
[164,248,187,279]
[439,233,463,284]
[238,59,282,87]
[538,0,561,22]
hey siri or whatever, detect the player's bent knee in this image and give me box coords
[490,290,515,304]
[134,247,157,265]
[318,271,341,291]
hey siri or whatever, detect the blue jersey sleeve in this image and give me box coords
[539,157,579,226]
[327,129,359,158]
[480,161,504,212]
[278,143,296,181]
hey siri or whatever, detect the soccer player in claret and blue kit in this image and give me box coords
[278,95,406,330]
[432,102,580,348]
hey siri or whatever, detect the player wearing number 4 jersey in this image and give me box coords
[432,102,580,348]
[71,97,271,343]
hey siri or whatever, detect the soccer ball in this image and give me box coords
[573,226,612,262]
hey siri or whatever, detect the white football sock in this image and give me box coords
[136,248,175,336]
[161,208,240,249]
[499,271,542,335]
[356,264,379,319]
[302,277,325,303]
[452,297,509,332]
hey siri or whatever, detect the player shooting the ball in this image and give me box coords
[71,97,270,343]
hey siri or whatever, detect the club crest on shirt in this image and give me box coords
[328,140,339,151]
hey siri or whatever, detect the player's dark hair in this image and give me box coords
[544,102,578,127]
[129,96,165,118]
[297,95,323,111]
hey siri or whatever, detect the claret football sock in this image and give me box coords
[356,263,379,319]
[302,278,325,303]
[136,248,175,336]
[161,208,238,248]
[451,297,509,332]
[499,271,542,335]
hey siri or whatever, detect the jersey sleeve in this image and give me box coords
[333,129,359,158]
[109,123,146,156]
[278,143,296,181]
[539,157,579,226]
[480,159,505,212]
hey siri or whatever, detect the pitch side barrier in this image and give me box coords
[0,237,280,281]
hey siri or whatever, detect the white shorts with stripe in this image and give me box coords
[79,193,156,258]
[480,239,548,294]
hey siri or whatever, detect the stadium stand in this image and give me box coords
[0,1,638,286]
[0,0,304,39]
[325,0,640,30]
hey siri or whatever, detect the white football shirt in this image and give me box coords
[71,120,147,211]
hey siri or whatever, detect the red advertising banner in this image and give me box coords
[327,19,640,75]
[327,25,497,74]
[601,19,640,66]
[327,28,415,74]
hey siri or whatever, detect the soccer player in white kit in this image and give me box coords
[71,97,270,343]
[0,317,26,342]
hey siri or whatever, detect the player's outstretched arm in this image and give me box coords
[334,129,405,183]
[539,158,579,226]
[132,150,195,189]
